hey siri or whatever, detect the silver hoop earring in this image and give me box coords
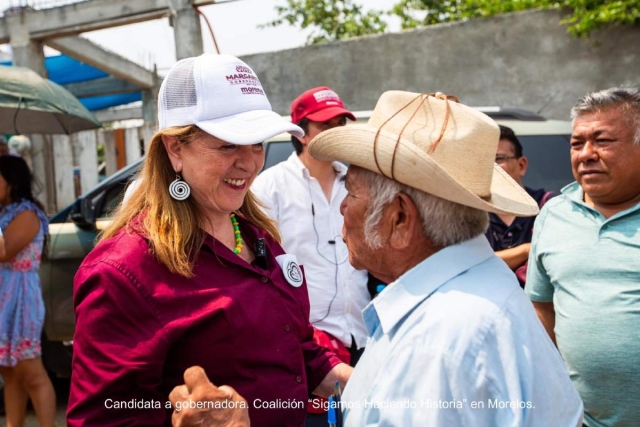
[169,174,191,201]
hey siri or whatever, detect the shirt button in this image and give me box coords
[296,376,302,383]
[261,277,268,283]
[507,232,512,237]
[284,325,291,332]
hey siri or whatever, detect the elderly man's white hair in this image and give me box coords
[359,168,489,249]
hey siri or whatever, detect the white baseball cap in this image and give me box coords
[158,53,304,145]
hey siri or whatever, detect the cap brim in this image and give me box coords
[306,107,356,123]
[196,110,304,145]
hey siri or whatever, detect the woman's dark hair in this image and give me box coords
[0,155,45,212]
[291,118,310,155]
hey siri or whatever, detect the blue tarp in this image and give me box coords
[1,54,142,111]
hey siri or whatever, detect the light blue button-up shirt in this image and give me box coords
[342,235,583,426]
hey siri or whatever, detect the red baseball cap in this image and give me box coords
[291,86,356,124]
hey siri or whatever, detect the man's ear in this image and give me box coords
[519,156,528,178]
[162,134,183,173]
[298,122,315,148]
[298,133,312,149]
[388,193,419,250]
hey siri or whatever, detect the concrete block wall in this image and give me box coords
[242,9,640,120]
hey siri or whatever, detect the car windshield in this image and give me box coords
[519,135,573,192]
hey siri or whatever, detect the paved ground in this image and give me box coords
[0,376,69,426]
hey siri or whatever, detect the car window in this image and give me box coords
[263,140,294,171]
[94,181,127,219]
[519,135,573,192]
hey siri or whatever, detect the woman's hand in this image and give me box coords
[312,362,353,397]
[170,366,250,427]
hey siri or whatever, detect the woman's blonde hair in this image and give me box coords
[100,125,281,278]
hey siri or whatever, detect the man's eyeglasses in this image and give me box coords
[495,155,518,164]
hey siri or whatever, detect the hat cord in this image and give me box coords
[373,92,459,180]
[429,92,459,154]
[373,94,423,180]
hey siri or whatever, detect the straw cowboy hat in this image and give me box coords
[308,91,539,216]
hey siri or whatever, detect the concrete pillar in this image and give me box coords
[72,130,99,194]
[99,130,118,177]
[8,14,57,211]
[12,40,47,77]
[7,15,47,77]
[140,123,157,152]
[52,135,75,209]
[29,135,56,214]
[172,5,204,60]
[142,87,158,128]
[141,62,159,153]
[125,127,142,165]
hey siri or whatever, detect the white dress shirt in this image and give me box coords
[252,153,370,348]
[342,235,583,426]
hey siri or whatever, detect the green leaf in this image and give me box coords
[261,0,639,43]
[389,0,639,37]
[261,0,387,45]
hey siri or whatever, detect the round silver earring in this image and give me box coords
[169,174,191,201]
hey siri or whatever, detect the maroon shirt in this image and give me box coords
[67,216,341,427]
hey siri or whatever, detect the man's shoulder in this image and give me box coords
[252,164,288,200]
[398,260,523,349]
[531,190,572,221]
[524,187,559,207]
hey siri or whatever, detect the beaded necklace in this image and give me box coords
[230,213,243,254]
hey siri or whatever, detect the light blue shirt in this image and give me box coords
[342,235,583,426]
[526,182,640,427]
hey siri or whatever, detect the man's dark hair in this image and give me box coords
[291,118,309,155]
[499,125,523,158]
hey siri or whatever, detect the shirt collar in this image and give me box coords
[561,181,640,219]
[365,234,495,336]
[561,181,586,205]
[283,152,347,180]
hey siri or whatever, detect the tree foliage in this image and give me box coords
[391,0,640,38]
[559,0,640,37]
[264,0,639,44]
[260,0,387,45]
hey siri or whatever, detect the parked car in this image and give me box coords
[38,108,573,378]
